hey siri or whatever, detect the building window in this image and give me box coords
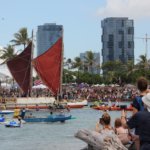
[128,27,134,34]
[118,30,124,34]
[122,20,124,27]
[118,42,123,48]
[107,42,113,48]
[128,41,132,48]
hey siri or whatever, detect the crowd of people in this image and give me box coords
[62,83,138,102]
[94,77,150,150]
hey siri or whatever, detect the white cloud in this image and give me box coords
[97,0,150,20]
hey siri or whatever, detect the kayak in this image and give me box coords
[5,120,21,128]
[0,110,14,115]
[23,114,72,123]
[92,106,133,111]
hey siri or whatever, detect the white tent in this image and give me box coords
[32,84,47,89]
[1,82,11,88]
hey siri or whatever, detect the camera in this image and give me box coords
[99,118,104,124]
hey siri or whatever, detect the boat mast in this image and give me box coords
[59,27,64,100]
[28,30,34,97]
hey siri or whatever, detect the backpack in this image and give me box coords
[135,96,144,111]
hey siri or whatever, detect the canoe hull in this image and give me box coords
[92,106,133,111]
[23,115,72,123]
[0,110,14,115]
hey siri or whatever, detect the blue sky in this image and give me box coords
[0,0,150,63]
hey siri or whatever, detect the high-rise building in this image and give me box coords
[36,23,63,56]
[101,17,134,64]
[80,51,100,74]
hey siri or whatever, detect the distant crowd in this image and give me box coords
[62,83,138,102]
[0,82,144,103]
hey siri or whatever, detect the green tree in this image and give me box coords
[10,27,30,49]
[66,58,72,70]
[84,51,96,74]
[72,57,83,83]
[136,55,150,77]
[102,60,125,84]
[137,55,150,69]
[0,45,17,64]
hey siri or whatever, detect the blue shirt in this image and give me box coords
[127,110,150,146]
[132,95,144,111]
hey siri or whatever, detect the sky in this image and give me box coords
[0,0,150,63]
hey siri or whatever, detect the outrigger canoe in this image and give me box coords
[23,114,72,123]
[0,110,14,115]
[67,100,88,108]
[92,106,133,111]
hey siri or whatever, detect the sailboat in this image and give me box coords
[6,37,64,108]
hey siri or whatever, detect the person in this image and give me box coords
[130,77,149,150]
[132,77,148,115]
[115,100,119,107]
[28,113,33,118]
[95,112,113,133]
[50,111,53,115]
[125,93,150,150]
[108,100,112,110]
[36,104,39,111]
[114,118,131,146]
[18,116,22,127]
[20,108,26,119]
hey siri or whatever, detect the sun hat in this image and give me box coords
[142,93,150,112]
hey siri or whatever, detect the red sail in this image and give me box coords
[7,42,32,94]
[33,37,62,95]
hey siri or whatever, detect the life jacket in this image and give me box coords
[135,96,144,111]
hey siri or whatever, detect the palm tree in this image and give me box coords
[84,51,95,74]
[10,27,30,49]
[136,55,150,77]
[137,55,148,68]
[125,60,136,76]
[66,58,72,70]
[0,45,17,64]
[72,57,83,70]
[72,57,83,83]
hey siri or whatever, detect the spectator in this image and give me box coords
[130,77,149,150]
[95,112,113,133]
[114,118,131,146]
[126,93,150,150]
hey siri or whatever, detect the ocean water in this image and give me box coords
[0,104,131,150]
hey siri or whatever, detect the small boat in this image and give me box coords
[92,105,133,111]
[0,117,5,122]
[67,100,88,108]
[0,110,14,115]
[5,120,21,128]
[23,114,72,123]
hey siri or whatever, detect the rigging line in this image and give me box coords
[19,60,31,91]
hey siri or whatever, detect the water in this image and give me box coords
[0,104,131,150]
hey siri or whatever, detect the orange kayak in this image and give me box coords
[92,106,133,111]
